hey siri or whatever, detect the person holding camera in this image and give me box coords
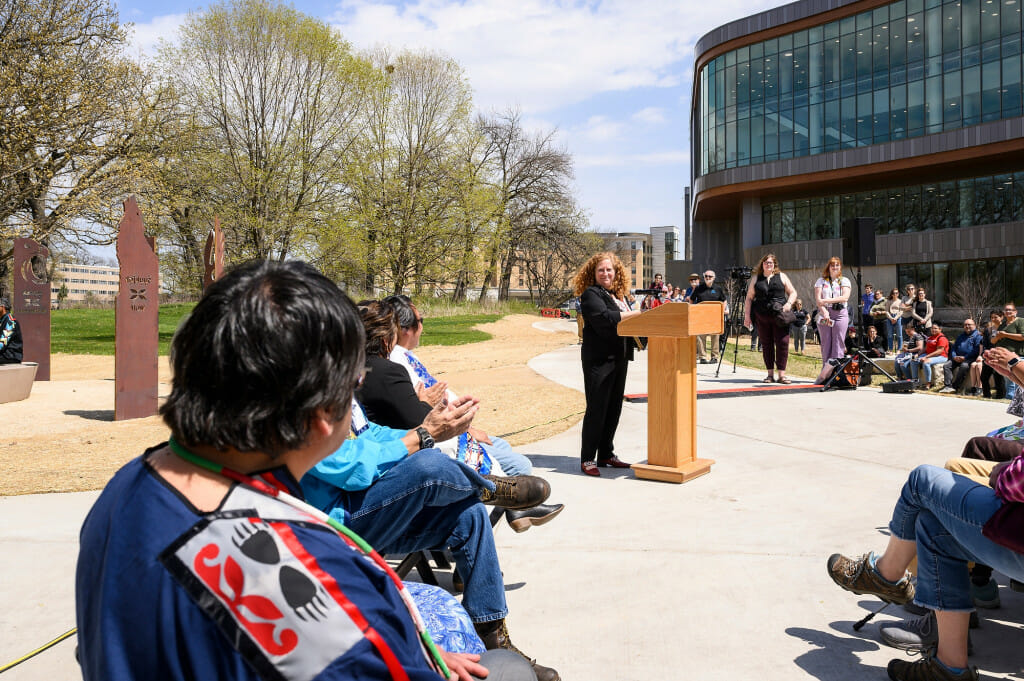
[743,253,797,384]
[813,257,852,384]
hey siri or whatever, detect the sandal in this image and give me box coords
[762,376,775,383]
[777,377,792,384]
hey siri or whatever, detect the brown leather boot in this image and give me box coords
[474,619,560,681]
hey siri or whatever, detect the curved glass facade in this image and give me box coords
[699,0,1024,175]
[761,169,1024,242]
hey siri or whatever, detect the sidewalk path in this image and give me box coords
[2,341,1021,680]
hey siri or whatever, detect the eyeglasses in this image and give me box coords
[704,275,714,279]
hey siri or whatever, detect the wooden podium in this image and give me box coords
[617,302,724,483]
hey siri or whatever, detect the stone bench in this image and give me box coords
[0,362,38,403]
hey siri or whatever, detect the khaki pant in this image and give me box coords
[576,314,584,343]
[696,333,720,360]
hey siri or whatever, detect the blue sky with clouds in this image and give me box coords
[119,0,783,233]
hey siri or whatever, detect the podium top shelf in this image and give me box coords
[617,301,725,338]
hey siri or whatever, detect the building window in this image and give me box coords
[762,169,1024,243]
[699,0,1024,175]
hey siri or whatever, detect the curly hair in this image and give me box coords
[753,253,781,277]
[358,300,397,358]
[572,252,629,299]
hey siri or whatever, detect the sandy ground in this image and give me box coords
[1,315,583,495]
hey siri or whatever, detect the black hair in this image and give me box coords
[160,260,364,458]
[384,294,417,330]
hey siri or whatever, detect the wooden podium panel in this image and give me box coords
[618,302,723,483]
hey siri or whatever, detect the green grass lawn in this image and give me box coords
[51,305,499,354]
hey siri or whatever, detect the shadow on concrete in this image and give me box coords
[786,626,881,681]
[64,409,115,421]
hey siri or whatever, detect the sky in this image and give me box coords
[119,0,784,234]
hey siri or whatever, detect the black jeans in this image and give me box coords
[581,355,628,463]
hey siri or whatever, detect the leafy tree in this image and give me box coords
[0,0,162,279]
[346,48,477,294]
[156,0,376,264]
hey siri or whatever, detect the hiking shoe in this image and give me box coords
[474,619,561,681]
[970,578,1000,609]
[880,612,974,655]
[940,387,956,394]
[886,652,978,681]
[828,553,915,605]
[479,475,550,510]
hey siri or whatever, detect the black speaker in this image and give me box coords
[841,218,876,268]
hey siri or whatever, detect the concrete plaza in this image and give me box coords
[2,322,1022,680]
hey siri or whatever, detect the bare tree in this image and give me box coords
[947,270,1002,325]
[476,110,581,301]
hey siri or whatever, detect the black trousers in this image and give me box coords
[581,355,628,463]
[980,363,1006,398]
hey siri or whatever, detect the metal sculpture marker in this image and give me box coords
[12,238,51,380]
[203,217,225,292]
[115,197,159,420]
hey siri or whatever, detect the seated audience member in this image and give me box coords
[994,302,1024,400]
[895,321,926,381]
[844,325,860,357]
[669,286,684,303]
[75,260,538,681]
[972,310,1006,398]
[864,346,1024,659]
[941,319,982,394]
[917,322,950,390]
[362,297,564,533]
[791,299,809,354]
[827,444,1024,680]
[0,297,23,364]
[858,324,886,383]
[302,392,559,681]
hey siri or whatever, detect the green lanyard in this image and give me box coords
[167,437,450,679]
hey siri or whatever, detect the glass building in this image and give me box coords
[690,0,1024,309]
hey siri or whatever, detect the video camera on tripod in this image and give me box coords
[728,266,752,281]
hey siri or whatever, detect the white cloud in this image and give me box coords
[329,0,769,114]
[576,115,625,142]
[125,13,189,56]
[632,106,667,125]
[575,149,689,168]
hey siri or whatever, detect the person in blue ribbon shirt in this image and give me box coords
[356,298,564,534]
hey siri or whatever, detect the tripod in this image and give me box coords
[715,275,751,377]
[821,266,897,390]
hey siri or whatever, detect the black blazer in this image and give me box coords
[580,285,633,362]
[357,355,431,430]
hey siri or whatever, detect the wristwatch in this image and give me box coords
[1009,356,1021,369]
[415,426,435,450]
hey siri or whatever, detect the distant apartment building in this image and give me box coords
[51,263,119,306]
[649,226,680,280]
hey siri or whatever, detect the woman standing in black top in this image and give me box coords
[571,252,642,477]
[743,253,798,384]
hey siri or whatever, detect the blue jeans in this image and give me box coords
[921,356,945,382]
[889,465,1024,611]
[484,436,533,475]
[886,318,903,351]
[895,353,916,380]
[1008,381,1018,400]
[342,449,507,623]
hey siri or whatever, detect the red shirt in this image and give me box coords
[924,333,949,358]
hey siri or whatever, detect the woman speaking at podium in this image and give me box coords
[572,252,642,477]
